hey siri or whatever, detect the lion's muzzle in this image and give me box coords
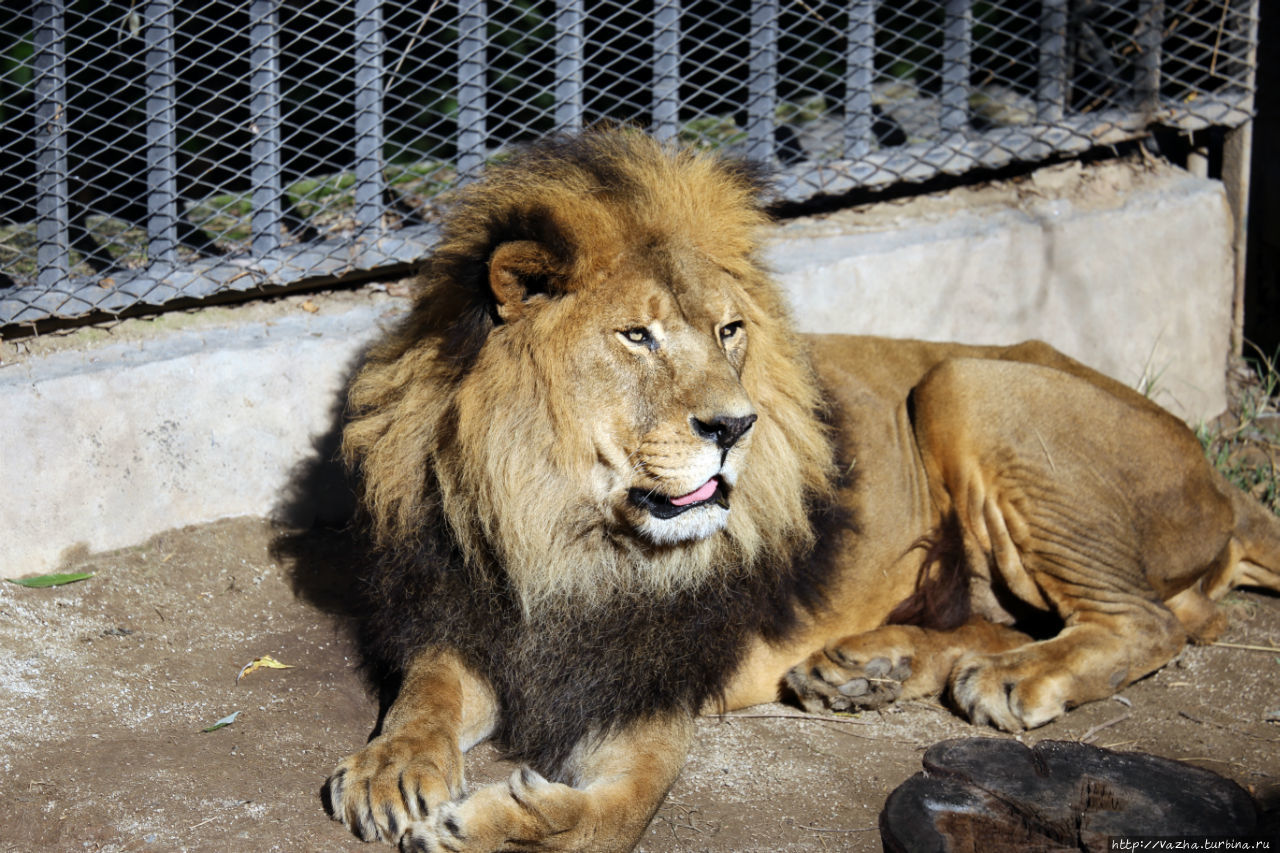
[690,413,757,451]
[629,476,730,520]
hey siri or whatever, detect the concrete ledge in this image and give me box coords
[1,293,397,575]
[1,159,1234,575]
[772,158,1233,421]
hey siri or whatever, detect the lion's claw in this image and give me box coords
[398,820,450,853]
[394,767,588,853]
[325,733,462,845]
[950,652,1069,731]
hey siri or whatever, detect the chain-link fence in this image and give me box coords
[0,1,1259,328]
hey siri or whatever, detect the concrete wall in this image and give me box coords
[772,159,1233,420]
[1,159,1236,576]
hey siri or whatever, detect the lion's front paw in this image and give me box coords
[950,651,1072,731]
[786,646,913,714]
[397,803,467,853]
[325,732,463,844]
[398,768,584,853]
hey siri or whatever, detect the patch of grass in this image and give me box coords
[677,97,834,152]
[678,115,748,150]
[1197,345,1280,516]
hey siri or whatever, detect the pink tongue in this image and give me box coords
[670,478,718,507]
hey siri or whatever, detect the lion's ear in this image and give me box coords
[489,240,561,321]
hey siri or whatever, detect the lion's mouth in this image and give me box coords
[629,477,729,520]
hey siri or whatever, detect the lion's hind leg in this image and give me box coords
[907,358,1237,730]
[948,607,1187,730]
[940,488,1193,729]
[1166,476,1280,643]
[1203,470,1280,598]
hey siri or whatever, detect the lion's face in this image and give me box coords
[569,253,758,546]
[489,241,759,548]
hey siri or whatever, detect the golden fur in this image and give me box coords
[326,128,1280,852]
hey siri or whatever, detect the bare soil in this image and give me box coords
[2,516,1277,853]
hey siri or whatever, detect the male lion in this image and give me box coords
[326,128,1280,852]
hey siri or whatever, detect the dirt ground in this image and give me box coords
[2,516,1278,853]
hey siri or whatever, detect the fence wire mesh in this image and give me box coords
[0,0,1259,328]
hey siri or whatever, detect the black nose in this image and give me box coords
[691,413,757,450]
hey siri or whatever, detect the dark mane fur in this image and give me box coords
[356,495,853,775]
[885,512,971,630]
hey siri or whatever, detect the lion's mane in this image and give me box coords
[343,128,848,773]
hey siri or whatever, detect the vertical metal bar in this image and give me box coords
[354,0,385,232]
[554,0,583,131]
[1223,1,1257,356]
[32,0,70,289]
[652,0,680,142]
[248,0,283,255]
[1230,0,1260,93]
[1037,0,1067,123]
[844,0,875,159]
[143,0,179,263]
[941,0,971,134]
[1135,0,1163,112]
[1225,121,1251,355]
[457,0,486,182]
[746,0,778,161]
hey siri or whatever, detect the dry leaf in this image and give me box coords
[236,655,294,682]
[300,300,319,313]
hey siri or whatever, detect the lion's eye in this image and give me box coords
[720,321,744,341]
[622,327,653,346]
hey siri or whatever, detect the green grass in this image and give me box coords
[1197,345,1280,516]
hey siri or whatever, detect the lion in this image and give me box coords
[324,128,1280,852]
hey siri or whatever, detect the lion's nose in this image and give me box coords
[691,413,758,450]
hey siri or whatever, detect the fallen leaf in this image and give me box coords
[236,655,294,682]
[300,300,319,313]
[201,711,240,733]
[7,571,95,588]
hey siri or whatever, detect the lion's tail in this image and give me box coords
[1214,470,1280,596]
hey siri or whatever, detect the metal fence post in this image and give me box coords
[941,0,972,135]
[354,0,386,233]
[1136,0,1164,113]
[554,0,584,132]
[844,0,875,159]
[1223,0,1260,356]
[249,0,284,256]
[652,0,680,142]
[143,0,179,264]
[1038,0,1068,124]
[747,0,778,162]
[457,0,487,183]
[32,0,70,291]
